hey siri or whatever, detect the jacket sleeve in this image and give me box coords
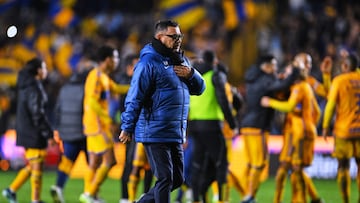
[212,71,237,129]
[266,67,300,93]
[26,88,53,139]
[185,68,205,95]
[121,60,154,133]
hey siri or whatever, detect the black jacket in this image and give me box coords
[15,69,53,149]
[55,71,89,142]
[241,65,298,131]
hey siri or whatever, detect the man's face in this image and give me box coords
[108,50,120,72]
[39,61,48,80]
[159,26,183,52]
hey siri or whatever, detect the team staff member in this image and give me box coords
[322,53,360,203]
[119,20,205,203]
[2,58,53,203]
[188,50,238,203]
[261,63,321,203]
[79,45,130,203]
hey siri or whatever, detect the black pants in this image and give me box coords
[190,129,228,202]
[137,142,184,203]
[120,141,136,198]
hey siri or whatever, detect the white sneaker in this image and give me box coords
[79,193,94,203]
[50,185,65,203]
[119,199,130,203]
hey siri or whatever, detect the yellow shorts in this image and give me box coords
[333,137,360,159]
[283,130,315,167]
[291,137,314,167]
[132,143,150,170]
[86,130,114,154]
[25,148,47,163]
[241,128,269,168]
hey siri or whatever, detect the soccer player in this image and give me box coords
[322,53,360,203]
[272,53,330,203]
[261,61,321,203]
[79,45,130,203]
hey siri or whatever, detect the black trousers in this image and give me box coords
[137,142,184,203]
[190,129,228,202]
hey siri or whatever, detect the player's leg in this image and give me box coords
[333,137,353,203]
[273,162,290,203]
[27,149,47,202]
[241,128,268,203]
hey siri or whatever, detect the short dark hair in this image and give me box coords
[347,53,359,71]
[154,20,179,34]
[202,50,215,64]
[258,54,275,65]
[124,53,139,67]
[25,57,43,76]
[97,45,115,62]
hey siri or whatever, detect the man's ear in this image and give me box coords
[155,33,162,40]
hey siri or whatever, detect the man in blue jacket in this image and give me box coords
[119,20,205,203]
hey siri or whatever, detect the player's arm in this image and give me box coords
[110,79,130,94]
[312,96,321,124]
[88,97,111,123]
[322,79,339,140]
[263,86,300,112]
[267,97,297,112]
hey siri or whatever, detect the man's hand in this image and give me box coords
[320,56,333,74]
[174,65,192,79]
[322,128,329,142]
[261,96,270,107]
[119,131,132,144]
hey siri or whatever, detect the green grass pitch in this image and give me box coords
[0,170,358,202]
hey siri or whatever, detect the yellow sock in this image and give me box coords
[247,167,262,197]
[30,169,42,201]
[128,174,139,201]
[89,164,110,196]
[337,168,350,203]
[211,181,219,200]
[273,166,287,203]
[84,167,95,194]
[303,171,319,200]
[227,171,245,196]
[9,166,31,192]
[290,171,306,203]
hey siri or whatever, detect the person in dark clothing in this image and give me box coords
[188,50,238,203]
[2,57,53,203]
[119,20,205,203]
[240,54,298,203]
[50,64,93,203]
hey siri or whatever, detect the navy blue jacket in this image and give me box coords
[121,44,205,143]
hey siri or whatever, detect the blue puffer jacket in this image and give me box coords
[121,44,205,144]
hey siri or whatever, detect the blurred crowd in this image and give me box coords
[0,0,359,133]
